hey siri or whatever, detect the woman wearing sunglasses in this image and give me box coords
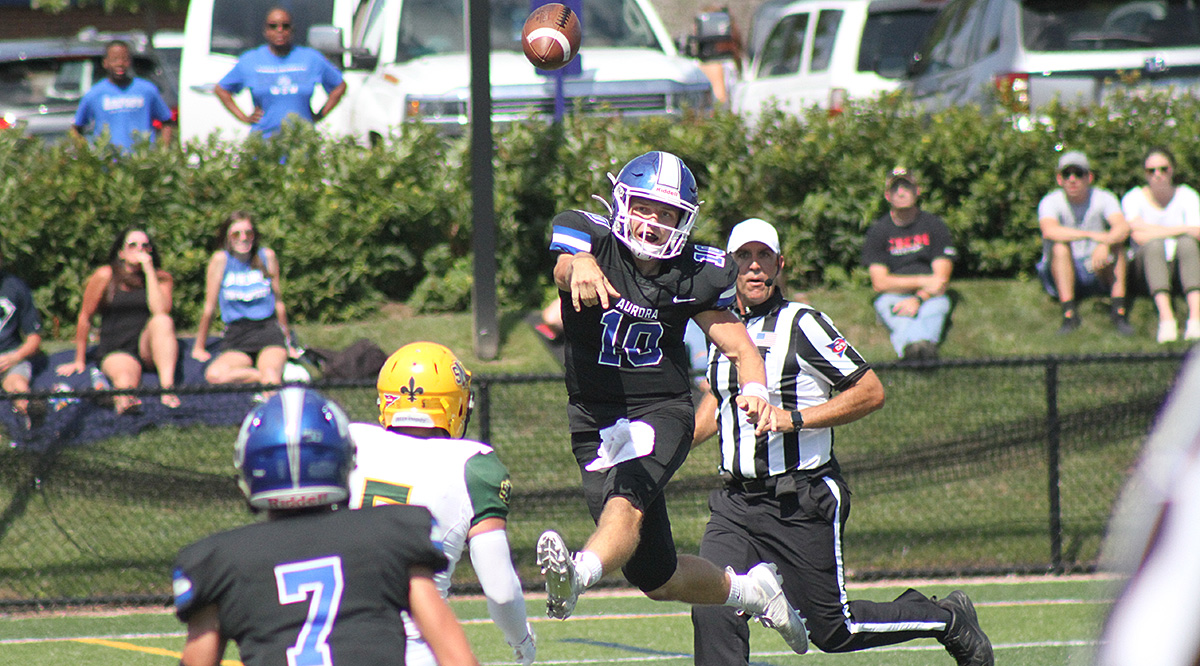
[1122,147,1200,343]
[57,227,180,413]
[191,211,292,399]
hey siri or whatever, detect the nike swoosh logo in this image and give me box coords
[672,296,696,303]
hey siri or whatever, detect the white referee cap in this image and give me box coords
[727,218,780,254]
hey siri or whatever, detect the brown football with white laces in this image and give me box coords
[522,3,582,71]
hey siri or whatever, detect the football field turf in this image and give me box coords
[0,575,1111,665]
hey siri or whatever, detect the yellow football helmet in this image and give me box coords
[377,342,472,438]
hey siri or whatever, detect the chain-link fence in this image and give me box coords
[0,352,1185,608]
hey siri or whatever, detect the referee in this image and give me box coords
[691,218,993,665]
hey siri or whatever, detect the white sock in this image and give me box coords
[724,571,744,607]
[575,550,603,589]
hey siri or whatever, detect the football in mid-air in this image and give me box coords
[522,3,582,71]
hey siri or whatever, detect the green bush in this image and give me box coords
[2,92,1196,331]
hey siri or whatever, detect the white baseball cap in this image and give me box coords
[726,218,780,254]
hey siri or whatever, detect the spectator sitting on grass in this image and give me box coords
[1037,151,1133,336]
[1121,146,1200,343]
[861,168,956,361]
[0,246,44,430]
[56,227,180,413]
[191,211,293,399]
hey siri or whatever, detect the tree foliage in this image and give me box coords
[1,92,1193,331]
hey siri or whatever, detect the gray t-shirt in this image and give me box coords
[1037,187,1121,261]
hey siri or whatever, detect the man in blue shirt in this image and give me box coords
[73,40,174,150]
[215,8,347,138]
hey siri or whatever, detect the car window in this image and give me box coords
[210,0,337,56]
[759,12,810,77]
[910,0,985,73]
[975,0,1007,56]
[810,10,843,73]
[353,0,389,56]
[1022,0,1200,51]
[860,7,944,77]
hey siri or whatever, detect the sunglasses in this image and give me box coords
[229,229,255,239]
[1145,165,1171,175]
[266,22,292,29]
[125,241,150,249]
[1060,167,1089,179]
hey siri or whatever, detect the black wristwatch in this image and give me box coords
[790,410,804,431]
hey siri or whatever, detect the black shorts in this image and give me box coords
[219,318,287,357]
[568,396,694,591]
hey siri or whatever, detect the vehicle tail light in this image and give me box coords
[994,72,1030,113]
[828,88,847,116]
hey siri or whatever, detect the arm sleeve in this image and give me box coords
[930,216,957,261]
[150,86,173,122]
[218,60,245,93]
[860,219,888,266]
[73,92,93,128]
[318,53,344,90]
[16,280,42,336]
[549,210,600,254]
[468,529,531,647]
[464,450,511,525]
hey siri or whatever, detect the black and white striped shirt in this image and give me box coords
[707,292,870,480]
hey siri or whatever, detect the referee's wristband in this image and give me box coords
[790,410,804,431]
[740,382,769,402]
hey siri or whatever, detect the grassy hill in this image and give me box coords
[276,278,1191,372]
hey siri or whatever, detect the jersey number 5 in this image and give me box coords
[599,310,664,367]
[275,556,345,666]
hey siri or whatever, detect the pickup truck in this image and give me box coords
[177,0,713,143]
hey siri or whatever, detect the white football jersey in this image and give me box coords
[347,422,512,596]
[348,423,513,666]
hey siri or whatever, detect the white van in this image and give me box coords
[731,0,947,122]
[179,0,712,143]
[178,0,362,142]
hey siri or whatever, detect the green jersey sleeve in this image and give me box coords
[464,450,512,525]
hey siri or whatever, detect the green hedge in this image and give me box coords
[1,91,1194,330]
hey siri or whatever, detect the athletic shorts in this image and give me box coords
[1036,255,1110,299]
[219,318,287,357]
[568,396,694,591]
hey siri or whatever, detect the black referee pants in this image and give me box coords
[691,474,951,663]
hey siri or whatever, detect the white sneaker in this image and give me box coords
[740,563,809,654]
[1186,319,1200,341]
[537,530,582,619]
[1158,319,1179,344]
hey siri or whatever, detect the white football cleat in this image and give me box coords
[741,562,809,654]
[537,530,582,619]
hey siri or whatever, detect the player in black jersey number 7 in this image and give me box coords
[171,388,479,666]
[538,150,809,655]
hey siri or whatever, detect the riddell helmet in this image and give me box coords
[609,150,700,261]
[377,342,472,438]
[234,388,354,510]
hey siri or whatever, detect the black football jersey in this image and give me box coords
[549,210,737,406]
[172,504,447,666]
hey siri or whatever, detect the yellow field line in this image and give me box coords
[72,638,242,665]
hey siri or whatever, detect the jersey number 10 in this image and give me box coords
[599,310,664,367]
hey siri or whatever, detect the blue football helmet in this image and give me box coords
[609,151,700,260]
[234,388,355,511]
